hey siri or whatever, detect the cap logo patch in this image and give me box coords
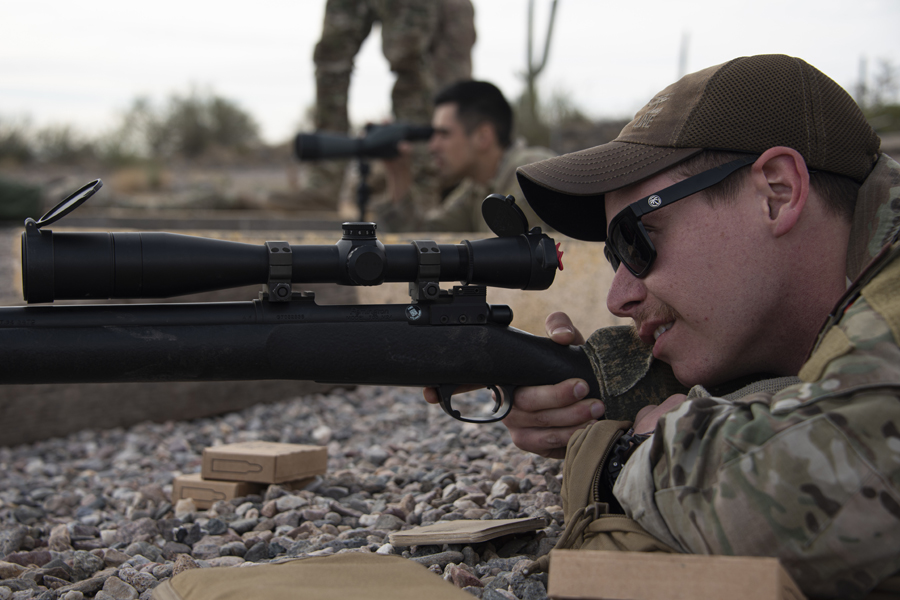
[633,95,670,129]
[648,195,662,207]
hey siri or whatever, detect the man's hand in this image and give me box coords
[423,312,604,459]
[503,312,605,459]
[632,393,688,435]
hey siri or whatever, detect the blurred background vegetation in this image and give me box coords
[0,58,897,222]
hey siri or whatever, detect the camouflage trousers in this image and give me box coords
[306,0,474,208]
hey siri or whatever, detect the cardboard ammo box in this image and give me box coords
[172,473,262,509]
[201,441,327,484]
[547,550,806,600]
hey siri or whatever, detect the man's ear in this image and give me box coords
[752,146,810,237]
[471,121,496,151]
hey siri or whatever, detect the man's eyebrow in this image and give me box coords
[432,127,451,134]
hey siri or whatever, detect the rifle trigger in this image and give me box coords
[490,385,516,418]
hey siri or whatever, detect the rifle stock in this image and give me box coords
[0,295,599,423]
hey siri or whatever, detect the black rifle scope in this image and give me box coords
[20,183,560,304]
[295,122,434,161]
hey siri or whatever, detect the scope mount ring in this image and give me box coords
[409,239,441,302]
[265,241,293,302]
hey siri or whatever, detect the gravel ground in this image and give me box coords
[0,386,564,600]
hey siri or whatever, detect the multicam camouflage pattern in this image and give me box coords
[314,0,447,132]
[372,143,555,232]
[612,153,900,599]
[432,0,477,92]
[847,154,900,279]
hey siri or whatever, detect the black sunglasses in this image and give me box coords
[604,155,759,277]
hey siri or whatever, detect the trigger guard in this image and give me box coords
[436,384,461,420]
[434,384,516,423]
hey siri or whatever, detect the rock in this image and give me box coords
[123,542,162,563]
[4,550,51,568]
[363,445,389,466]
[0,579,39,594]
[228,518,259,535]
[174,499,196,520]
[44,574,71,589]
[375,543,394,555]
[162,542,193,561]
[13,505,45,525]
[182,523,202,546]
[55,567,117,597]
[483,588,518,600]
[206,556,244,567]
[49,524,72,552]
[116,567,158,593]
[273,510,300,528]
[410,551,465,569]
[446,564,483,589]
[260,501,278,518]
[101,576,138,600]
[372,514,404,531]
[152,564,174,580]
[252,517,275,532]
[218,542,247,557]
[490,476,519,498]
[208,501,234,518]
[117,519,158,546]
[243,542,269,563]
[171,554,199,576]
[299,508,327,522]
[0,562,26,579]
[0,526,28,557]
[311,425,332,445]
[204,518,228,536]
[62,592,84,600]
[66,551,104,580]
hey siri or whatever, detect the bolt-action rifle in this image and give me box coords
[0,181,601,423]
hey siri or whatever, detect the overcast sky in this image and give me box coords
[2,0,899,144]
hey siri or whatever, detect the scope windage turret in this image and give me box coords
[295,123,434,161]
[20,222,560,303]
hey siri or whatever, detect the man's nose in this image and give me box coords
[606,262,647,318]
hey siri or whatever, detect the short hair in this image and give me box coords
[434,81,513,148]
[670,150,859,222]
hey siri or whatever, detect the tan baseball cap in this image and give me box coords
[517,54,882,241]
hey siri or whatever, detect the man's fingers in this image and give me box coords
[544,312,586,346]
[506,423,591,459]
[513,379,591,413]
[504,396,602,430]
[422,384,484,405]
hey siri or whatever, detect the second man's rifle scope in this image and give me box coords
[21,181,562,304]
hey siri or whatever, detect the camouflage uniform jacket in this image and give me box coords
[610,154,900,599]
[373,142,555,233]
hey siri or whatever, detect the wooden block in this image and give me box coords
[547,550,806,600]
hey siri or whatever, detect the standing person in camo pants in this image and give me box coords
[301,0,476,210]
